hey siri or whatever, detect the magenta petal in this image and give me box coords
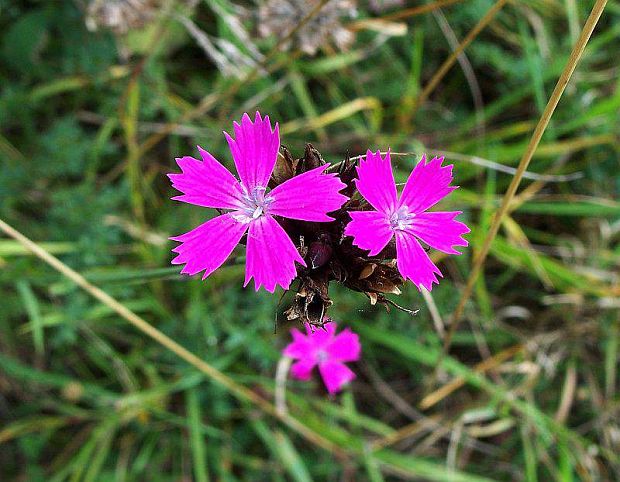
[326,329,361,363]
[355,150,398,213]
[399,155,456,214]
[168,148,244,209]
[283,329,315,359]
[344,210,393,256]
[171,213,248,279]
[395,230,442,291]
[409,211,470,255]
[269,165,348,221]
[224,112,279,191]
[318,360,356,394]
[244,215,306,292]
[291,359,316,381]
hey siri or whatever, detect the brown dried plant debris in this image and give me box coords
[85,0,163,34]
[257,0,358,55]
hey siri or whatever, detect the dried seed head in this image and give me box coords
[284,269,332,327]
[85,0,161,34]
[257,0,357,55]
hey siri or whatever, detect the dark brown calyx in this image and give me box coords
[271,144,415,327]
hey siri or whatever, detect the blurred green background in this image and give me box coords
[1,0,619,480]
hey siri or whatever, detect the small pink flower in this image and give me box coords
[283,321,361,394]
[168,112,348,292]
[344,150,469,291]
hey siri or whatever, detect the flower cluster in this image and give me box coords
[169,112,468,297]
[169,112,469,393]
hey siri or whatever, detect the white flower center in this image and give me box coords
[315,349,329,363]
[389,205,415,231]
[232,186,274,224]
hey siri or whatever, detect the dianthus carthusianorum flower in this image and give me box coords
[169,112,348,292]
[283,321,361,394]
[344,150,469,291]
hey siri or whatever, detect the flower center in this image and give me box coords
[315,349,329,363]
[232,186,274,224]
[389,205,415,231]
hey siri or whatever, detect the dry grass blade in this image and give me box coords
[370,415,443,450]
[281,97,381,134]
[442,0,609,354]
[419,344,524,410]
[0,218,345,458]
[349,0,466,27]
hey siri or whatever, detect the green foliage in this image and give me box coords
[1,0,619,481]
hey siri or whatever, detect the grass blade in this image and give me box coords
[186,388,210,482]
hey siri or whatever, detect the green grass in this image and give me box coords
[1,0,619,480]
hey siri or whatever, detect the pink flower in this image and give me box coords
[283,321,361,394]
[169,112,348,292]
[344,150,469,291]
